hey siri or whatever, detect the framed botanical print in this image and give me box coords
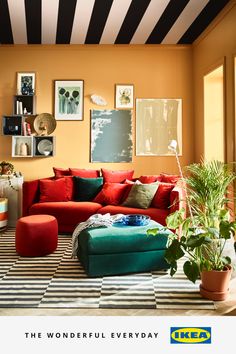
[115,84,134,109]
[54,80,84,120]
[17,72,35,95]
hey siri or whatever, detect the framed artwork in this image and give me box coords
[136,98,182,156]
[54,80,84,120]
[115,84,134,109]
[17,72,35,95]
[90,109,132,163]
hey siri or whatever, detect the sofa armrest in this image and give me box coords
[170,185,187,215]
[22,180,40,216]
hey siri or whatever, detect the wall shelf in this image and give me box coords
[13,95,36,115]
[11,135,55,158]
[12,136,33,157]
[2,115,23,135]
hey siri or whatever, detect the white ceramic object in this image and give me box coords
[90,94,107,106]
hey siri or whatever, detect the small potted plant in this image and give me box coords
[0,161,19,192]
[0,161,14,175]
[148,160,236,301]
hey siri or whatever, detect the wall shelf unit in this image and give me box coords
[1,74,56,158]
[2,115,23,135]
[12,136,33,157]
[13,95,36,115]
[11,135,55,158]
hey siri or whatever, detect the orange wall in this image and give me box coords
[0,45,194,180]
[193,1,236,163]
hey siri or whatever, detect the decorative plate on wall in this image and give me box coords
[33,113,57,136]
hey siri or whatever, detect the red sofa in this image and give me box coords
[22,174,186,234]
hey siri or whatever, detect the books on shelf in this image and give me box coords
[22,121,32,136]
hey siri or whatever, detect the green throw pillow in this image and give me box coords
[122,183,159,209]
[73,176,103,201]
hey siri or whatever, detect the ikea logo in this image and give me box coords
[170,327,211,344]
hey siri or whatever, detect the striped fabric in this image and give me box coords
[0,228,215,310]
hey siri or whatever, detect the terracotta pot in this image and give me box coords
[200,266,232,301]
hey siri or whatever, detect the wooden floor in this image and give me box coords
[1,276,236,317]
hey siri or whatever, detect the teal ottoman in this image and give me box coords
[77,220,172,277]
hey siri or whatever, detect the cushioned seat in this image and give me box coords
[15,214,58,257]
[29,201,102,233]
[78,220,172,277]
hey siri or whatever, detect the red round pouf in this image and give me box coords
[15,215,58,257]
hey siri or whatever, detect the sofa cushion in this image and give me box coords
[138,175,162,184]
[29,201,103,233]
[73,177,103,201]
[151,182,175,209]
[70,168,100,178]
[122,183,158,209]
[93,182,129,205]
[161,173,180,184]
[53,167,71,178]
[63,176,74,200]
[39,178,69,202]
[99,205,169,226]
[101,168,134,183]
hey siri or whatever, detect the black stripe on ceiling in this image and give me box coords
[85,0,114,44]
[56,0,77,44]
[115,0,151,44]
[0,0,13,44]
[25,0,41,44]
[146,0,190,44]
[178,0,231,44]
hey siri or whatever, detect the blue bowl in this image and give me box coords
[121,214,150,226]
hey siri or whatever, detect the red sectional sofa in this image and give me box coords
[22,168,186,234]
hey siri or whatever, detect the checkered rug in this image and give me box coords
[0,228,215,310]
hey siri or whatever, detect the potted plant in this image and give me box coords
[0,161,14,175]
[148,160,236,301]
[0,161,19,192]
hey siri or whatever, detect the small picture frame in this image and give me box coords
[54,80,84,120]
[17,72,35,95]
[115,84,134,109]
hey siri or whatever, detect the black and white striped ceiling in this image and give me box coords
[0,0,230,45]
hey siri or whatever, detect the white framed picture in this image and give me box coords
[54,80,84,121]
[17,72,35,95]
[115,84,134,109]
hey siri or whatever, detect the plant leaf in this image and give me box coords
[183,260,200,283]
[166,208,185,230]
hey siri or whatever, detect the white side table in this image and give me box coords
[0,174,23,227]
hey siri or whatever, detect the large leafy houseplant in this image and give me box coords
[148,160,236,292]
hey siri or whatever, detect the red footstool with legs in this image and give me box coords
[15,215,58,257]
